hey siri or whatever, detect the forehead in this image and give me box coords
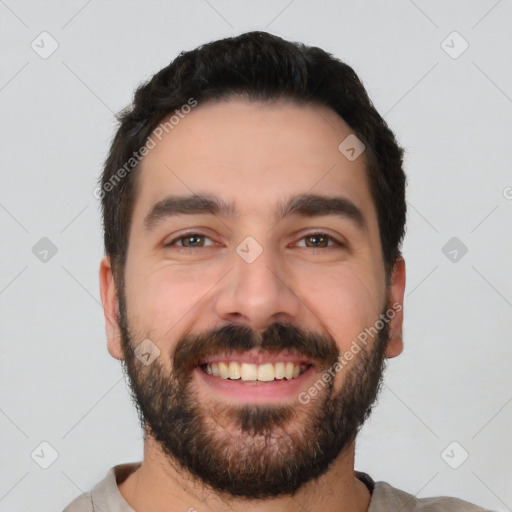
[132,98,378,231]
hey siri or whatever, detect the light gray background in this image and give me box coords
[1,1,511,511]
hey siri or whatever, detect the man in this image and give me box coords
[64,31,490,511]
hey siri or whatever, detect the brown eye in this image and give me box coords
[165,233,215,249]
[180,234,205,247]
[305,234,329,248]
[297,233,343,249]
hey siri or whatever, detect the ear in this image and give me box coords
[385,255,406,359]
[99,256,124,360]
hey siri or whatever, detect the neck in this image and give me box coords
[118,436,371,512]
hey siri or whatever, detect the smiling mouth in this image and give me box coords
[199,361,312,383]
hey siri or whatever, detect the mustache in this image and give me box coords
[173,321,340,374]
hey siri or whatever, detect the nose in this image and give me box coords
[212,239,303,332]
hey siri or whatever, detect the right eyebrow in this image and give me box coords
[143,195,237,232]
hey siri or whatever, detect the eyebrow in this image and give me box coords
[143,193,367,233]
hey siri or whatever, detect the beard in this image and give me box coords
[117,287,391,500]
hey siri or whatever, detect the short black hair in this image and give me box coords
[99,30,406,286]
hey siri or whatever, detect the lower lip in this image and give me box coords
[194,365,318,404]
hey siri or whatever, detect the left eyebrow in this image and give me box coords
[143,193,367,233]
[274,193,367,232]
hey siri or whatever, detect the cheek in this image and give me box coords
[299,265,382,349]
[125,263,216,336]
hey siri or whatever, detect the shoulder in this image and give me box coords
[61,462,140,512]
[371,481,493,512]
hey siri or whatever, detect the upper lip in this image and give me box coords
[198,348,313,367]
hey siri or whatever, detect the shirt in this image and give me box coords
[63,462,493,512]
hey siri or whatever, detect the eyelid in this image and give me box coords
[292,230,346,249]
[164,230,217,247]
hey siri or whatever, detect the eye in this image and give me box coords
[164,231,345,251]
[164,232,216,249]
[295,233,344,249]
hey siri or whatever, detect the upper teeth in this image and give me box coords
[204,361,306,381]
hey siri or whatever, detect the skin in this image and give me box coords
[99,98,406,512]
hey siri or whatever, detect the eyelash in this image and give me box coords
[164,232,345,251]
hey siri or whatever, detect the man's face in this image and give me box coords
[102,98,405,498]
